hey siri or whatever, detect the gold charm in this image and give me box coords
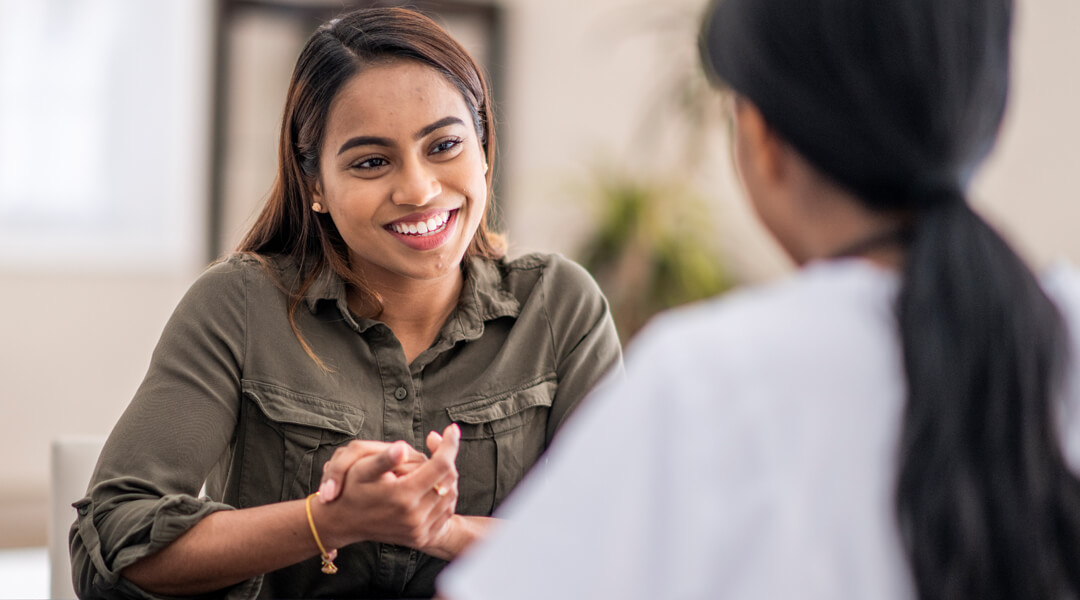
[320,548,338,574]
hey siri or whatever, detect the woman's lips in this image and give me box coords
[385,208,459,251]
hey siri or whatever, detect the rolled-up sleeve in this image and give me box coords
[70,493,251,599]
[69,258,256,600]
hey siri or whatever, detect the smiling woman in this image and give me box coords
[311,60,488,318]
[68,8,622,600]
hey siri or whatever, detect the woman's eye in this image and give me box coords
[431,138,462,154]
[353,157,389,170]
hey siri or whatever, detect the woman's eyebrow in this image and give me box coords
[337,135,392,156]
[335,117,465,156]
[414,116,465,140]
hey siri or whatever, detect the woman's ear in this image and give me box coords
[734,99,786,186]
[309,179,326,213]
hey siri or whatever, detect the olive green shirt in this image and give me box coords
[70,252,622,599]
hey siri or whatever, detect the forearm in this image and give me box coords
[122,498,325,596]
[424,515,498,561]
[121,435,462,596]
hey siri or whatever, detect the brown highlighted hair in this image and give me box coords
[238,7,504,367]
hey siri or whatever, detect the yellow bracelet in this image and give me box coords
[305,492,338,574]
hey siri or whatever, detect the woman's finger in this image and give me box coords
[319,441,381,502]
[320,440,425,502]
[408,424,461,494]
[426,430,443,455]
[432,478,459,514]
[432,423,460,462]
[344,441,409,484]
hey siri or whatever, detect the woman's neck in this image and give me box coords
[349,266,465,364]
[788,183,908,270]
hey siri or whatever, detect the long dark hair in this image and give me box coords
[701,0,1080,597]
[238,7,504,366]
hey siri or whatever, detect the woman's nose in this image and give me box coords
[391,159,441,206]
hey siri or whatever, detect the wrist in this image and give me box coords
[306,494,351,551]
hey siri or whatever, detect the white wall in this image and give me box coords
[0,0,214,547]
[498,0,1080,276]
[1,0,1077,548]
[975,0,1080,266]
[0,273,198,547]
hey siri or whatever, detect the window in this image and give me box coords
[0,0,211,270]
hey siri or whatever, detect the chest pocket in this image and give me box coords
[447,377,555,515]
[238,379,364,506]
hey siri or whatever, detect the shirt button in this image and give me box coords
[394,386,408,400]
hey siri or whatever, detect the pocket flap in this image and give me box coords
[448,377,555,424]
[242,379,364,436]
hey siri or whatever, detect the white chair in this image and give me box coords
[49,436,106,600]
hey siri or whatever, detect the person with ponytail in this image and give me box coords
[69,7,621,599]
[438,0,1080,598]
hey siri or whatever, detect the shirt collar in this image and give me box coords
[303,263,345,314]
[302,256,521,338]
[452,255,521,337]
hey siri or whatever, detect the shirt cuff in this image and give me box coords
[71,493,262,600]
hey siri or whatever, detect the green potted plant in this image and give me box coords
[577,170,734,342]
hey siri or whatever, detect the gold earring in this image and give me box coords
[312,202,323,212]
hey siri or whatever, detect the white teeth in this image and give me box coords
[390,210,453,236]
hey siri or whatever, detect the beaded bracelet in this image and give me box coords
[305,492,339,574]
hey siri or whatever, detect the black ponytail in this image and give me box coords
[701,0,1080,596]
[896,197,1080,599]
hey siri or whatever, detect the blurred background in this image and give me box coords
[0,0,1077,568]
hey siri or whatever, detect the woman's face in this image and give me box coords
[313,59,487,288]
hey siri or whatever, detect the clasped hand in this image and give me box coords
[313,424,462,559]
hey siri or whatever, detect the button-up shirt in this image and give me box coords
[70,252,622,599]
